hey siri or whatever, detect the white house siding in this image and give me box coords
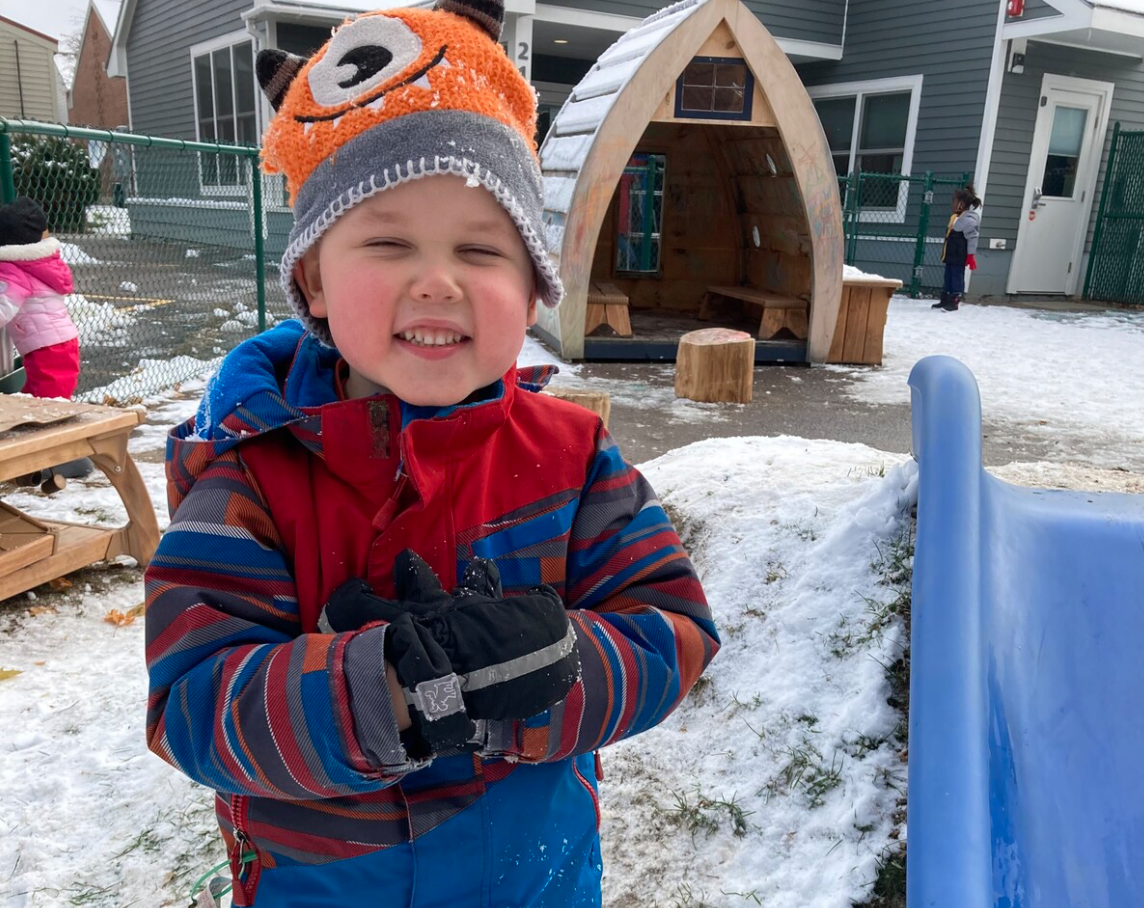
[797,0,1001,178]
[0,21,63,121]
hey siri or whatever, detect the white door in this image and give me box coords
[1007,75,1114,295]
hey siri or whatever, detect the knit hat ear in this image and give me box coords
[256,49,308,111]
[433,0,504,41]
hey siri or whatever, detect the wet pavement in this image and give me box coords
[553,353,1115,470]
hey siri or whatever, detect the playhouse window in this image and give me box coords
[616,153,665,275]
[675,57,754,120]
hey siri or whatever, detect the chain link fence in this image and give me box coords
[0,118,294,404]
[1085,124,1144,306]
[841,171,972,298]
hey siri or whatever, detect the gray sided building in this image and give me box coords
[105,0,1144,300]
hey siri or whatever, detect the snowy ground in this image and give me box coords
[2,303,1143,907]
[838,297,1144,472]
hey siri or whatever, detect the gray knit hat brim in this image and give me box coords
[281,110,562,347]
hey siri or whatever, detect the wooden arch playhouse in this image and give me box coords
[535,0,848,363]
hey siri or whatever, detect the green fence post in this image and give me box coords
[1084,121,1120,300]
[911,172,935,299]
[0,131,15,204]
[847,172,862,264]
[250,153,267,333]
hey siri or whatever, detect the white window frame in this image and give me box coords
[190,31,260,197]
[807,75,924,224]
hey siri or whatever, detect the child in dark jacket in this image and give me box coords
[143,3,719,906]
[935,184,981,312]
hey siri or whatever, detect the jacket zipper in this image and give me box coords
[373,471,410,533]
[229,794,261,906]
[572,759,601,831]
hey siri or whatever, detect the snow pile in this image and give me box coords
[0,416,917,908]
[59,243,100,266]
[67,293,137,347]
[843,297,1144,471]
[603,437,916,907]
[87,206,132,237]
[81,356,221,406]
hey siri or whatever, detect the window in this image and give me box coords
[675,57,754,121]
[192,39,258,190]
[1042,105,1088,198]
[616,153,665,274]
[808,77,922,218]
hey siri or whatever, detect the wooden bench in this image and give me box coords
[700,285,809,341]
[585,281,632,337]
[0,397,159,600]
[827,276,903,366]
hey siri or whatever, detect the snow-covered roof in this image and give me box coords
[1090,0,1144,13]
[539,0,708,254]
[92,0,122,33]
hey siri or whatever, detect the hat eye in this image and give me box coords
[308,15,423,107]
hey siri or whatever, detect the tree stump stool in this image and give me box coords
[674,328,755,404]
[543,388,612,427]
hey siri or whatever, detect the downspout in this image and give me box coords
[967,0,1011,292]
[14,41,26,117]
[973,0,1011,202]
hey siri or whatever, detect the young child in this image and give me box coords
[143,3,719,906]
[934,184,981,312]
[0,197,82,399]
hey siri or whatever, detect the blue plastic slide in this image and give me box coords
[907,355,1144,908]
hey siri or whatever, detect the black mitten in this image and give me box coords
[323,579,471,756]
[321,551,580,721]
[414,554,581,720]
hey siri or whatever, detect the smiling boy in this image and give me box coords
[144,3,718,906]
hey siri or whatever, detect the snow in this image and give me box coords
[87,206,131,237]
[2,300,1143,907]
[838,296,1144,471]
[58,243,99,265]
[119,281,138,293]
[1093,0,1144,13]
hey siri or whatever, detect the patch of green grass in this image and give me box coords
[763,740,845,808]
[853,845,907,908]
[659,787,754,839]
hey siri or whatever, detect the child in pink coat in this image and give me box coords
[0,197,82,399]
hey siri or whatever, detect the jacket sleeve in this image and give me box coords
[954,211,980,255]
[145,449,421,799]
[0,273,30,328]
[481,426,719,762]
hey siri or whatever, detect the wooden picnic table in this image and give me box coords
[0,396,159,600]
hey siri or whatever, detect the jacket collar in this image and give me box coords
[0,236,59,262]
[174,319,558,486]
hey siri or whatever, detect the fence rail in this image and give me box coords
[1085,124,1144,306]
[0,117,289,404]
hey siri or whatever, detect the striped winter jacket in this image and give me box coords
[144,320,719,907]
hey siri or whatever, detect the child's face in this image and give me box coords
[296,175,537,406]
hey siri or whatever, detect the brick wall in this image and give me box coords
[68,10,128,129]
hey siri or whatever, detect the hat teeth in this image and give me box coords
[413,74,433,90]
[433,0,504,42]
[367,96,387,112]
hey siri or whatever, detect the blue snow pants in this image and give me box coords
[247,754,604,907]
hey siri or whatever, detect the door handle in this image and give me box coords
[1031,188,1047,209]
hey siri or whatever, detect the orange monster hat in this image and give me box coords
[257,0,561,346]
